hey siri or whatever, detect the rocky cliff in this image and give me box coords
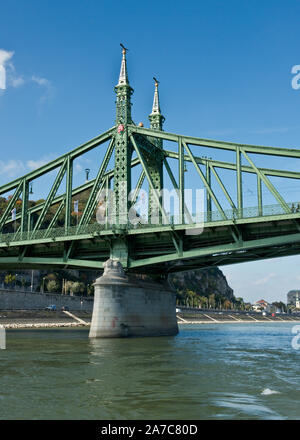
[168,267,234,300]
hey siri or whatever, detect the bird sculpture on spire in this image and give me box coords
[120,43,129,54]
[153,76,159,86]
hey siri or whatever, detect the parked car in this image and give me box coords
[45,305,56,311]
[61,306,69,311]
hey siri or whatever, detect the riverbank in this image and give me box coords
[177,309,300,324]
[178,319,300,324]
[1,309,300,329]
[0,310,91,328]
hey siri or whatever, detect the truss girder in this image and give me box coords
[1,123,300,273]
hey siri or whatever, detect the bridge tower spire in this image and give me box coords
[112,44,133,263]
[149,78,165,131]
[147,78,165,223]
[115,44,133,124]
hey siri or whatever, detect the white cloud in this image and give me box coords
[250,127,290,135]
[26,154,56,171]
[10,76,25,88]
[0,49,14,65]
[0,159,25,178]
[27,159,48,170]
[31,75,54,108]
[75,163,83,172]
[31,76,50,87]
[0,49,14,90]
[252,273,276,286]
[0,155,56,181]
[0,50,53,106]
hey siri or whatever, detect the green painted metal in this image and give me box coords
[236,146,243,215]
[178,138,185,224]
[209,164,236,211]
[78,137,115,228]
[183,141,227,220]
[3,156,141,228]
[1,48,300,274]
[130,170,145,208]
[257,175,262,217]
[65,156,73,233]
[0,180,23,232]
[44,199,65,238]
[241,148,291,213]
[163,157,193,224]
[128,231,300,269]
[20,179,29,234]
[31,158,68,234]
[130,125,300,158]
[206,161,212,221]
[130,135,169,224]
[0,128,115,197]
[165,150,300,180]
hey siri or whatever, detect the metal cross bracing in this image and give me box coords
[1,47,300,274]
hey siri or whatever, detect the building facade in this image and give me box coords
[287,290,300,308]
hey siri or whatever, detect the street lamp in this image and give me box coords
[31,270,34,292]
[85,168,90,182]
[42,277,46,293]
[29,182,33,195]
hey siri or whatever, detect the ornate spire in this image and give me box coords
[118,44,129,86]
[115,44,133,125]
[149,77,165,131]
[151,77,161,114]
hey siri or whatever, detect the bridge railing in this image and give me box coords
[0,201,299,244]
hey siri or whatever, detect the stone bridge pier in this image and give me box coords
[89,259,178,338]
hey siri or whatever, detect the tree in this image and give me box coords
[208,293,216,309]
[4,273,16,286]
[186,290,198,307]
[235,297,245,311]
[87,283,94,296]
[199,296,208,309]
[70,282,81,295]
[64,281,74,295]
[176,290,186,305]
[47,280,60,293]
[224,299,231,310]
[272,301,287,313]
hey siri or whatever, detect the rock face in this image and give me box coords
[168,267,234,300]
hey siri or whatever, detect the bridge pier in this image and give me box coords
[89,259,178,338]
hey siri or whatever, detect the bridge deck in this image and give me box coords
[0,202,300,273]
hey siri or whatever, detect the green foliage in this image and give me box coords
[272,301,287,312]
[46,280,60,293]
[4,273,16,285]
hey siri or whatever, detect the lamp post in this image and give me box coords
[85,168,90,182]
[42,277,46,293]
[31,270,34,292]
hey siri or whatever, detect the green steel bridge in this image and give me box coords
[1,47,300,275]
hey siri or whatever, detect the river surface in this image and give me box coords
[0,323,299,420]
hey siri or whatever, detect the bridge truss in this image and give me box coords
[1,48,300,274]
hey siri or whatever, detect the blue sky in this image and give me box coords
[1,0,300,303]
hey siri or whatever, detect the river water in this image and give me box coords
[0,323,299,420]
